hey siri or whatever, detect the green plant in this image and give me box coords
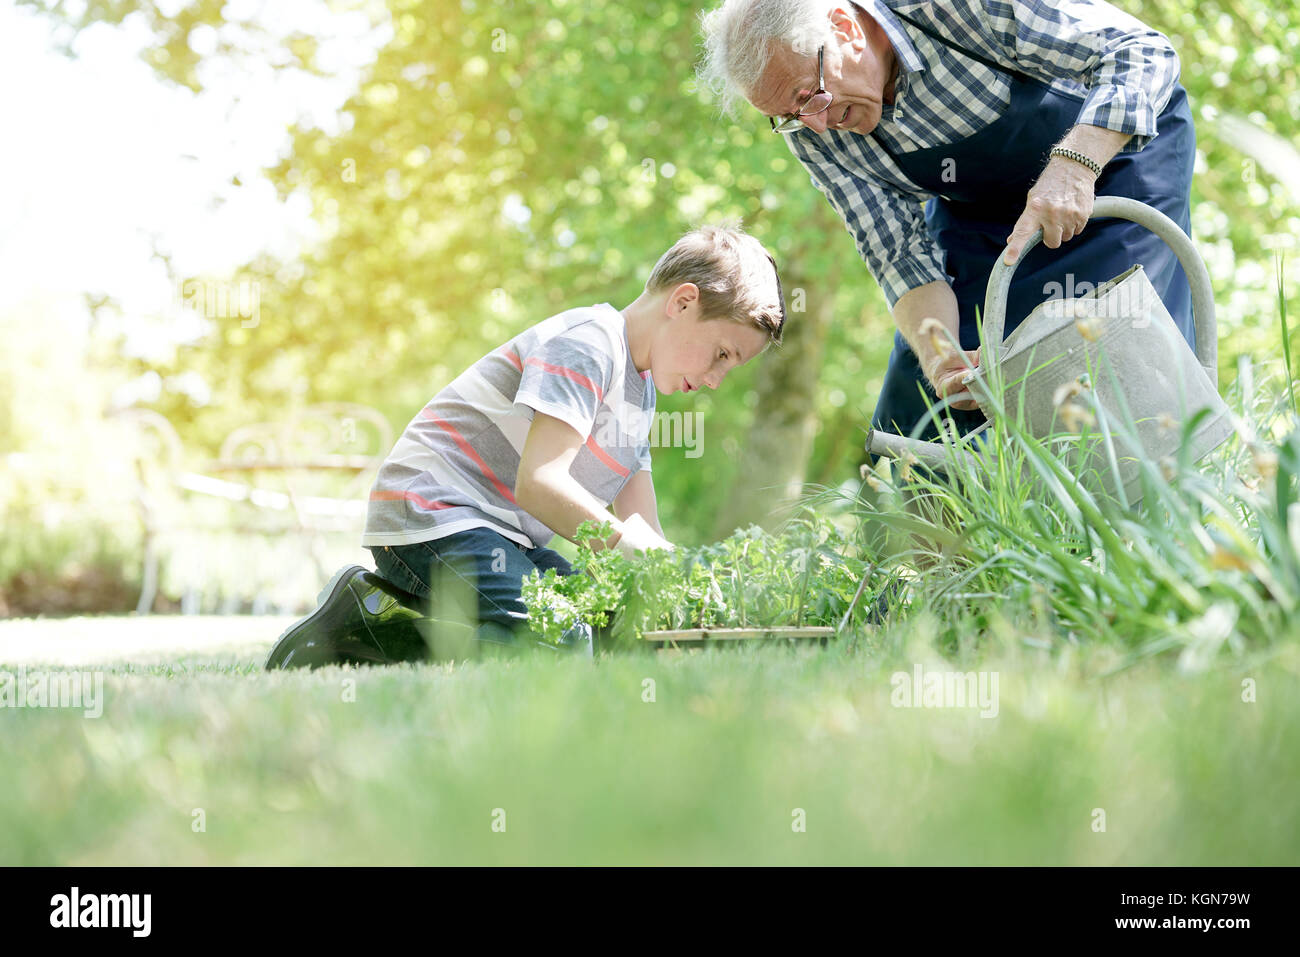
[522,512,868,648]
[833,274,1300,667]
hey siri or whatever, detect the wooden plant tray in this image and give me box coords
[641,627,834,644]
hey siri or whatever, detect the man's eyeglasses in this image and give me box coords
[769,45,832,133]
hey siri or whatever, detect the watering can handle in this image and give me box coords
[983,196,1219,389]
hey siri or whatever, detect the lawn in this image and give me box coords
[2,614,1296,865]
[7,356,1300,865]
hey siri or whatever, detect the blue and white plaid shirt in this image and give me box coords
[784,0,1181,308]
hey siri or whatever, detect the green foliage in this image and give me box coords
[15,0,895,542]
[23,1,1297,448]
[0,298,144,612]
[1155,0,1300,369]
[11,0,1300,592]
[522,513,868,646]
[15,0,323,93]
[844,310,1300,667]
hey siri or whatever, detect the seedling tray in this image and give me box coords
[641,626,834,649]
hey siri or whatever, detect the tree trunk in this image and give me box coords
[712,235,842,536]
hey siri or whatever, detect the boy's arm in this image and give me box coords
[612,468,667,540]
[515,411,670,554]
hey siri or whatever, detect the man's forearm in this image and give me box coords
[1054,124,1132,172]
[893,280,961,382]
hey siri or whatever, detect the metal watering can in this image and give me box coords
[865,196,1235,506]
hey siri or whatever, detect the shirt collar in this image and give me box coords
[857,0,926,76]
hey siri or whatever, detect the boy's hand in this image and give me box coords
[615,512,674,560]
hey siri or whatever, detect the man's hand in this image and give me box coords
[1004,157,1096,265]
[1003,125,1131,265]
[926,347,981,412]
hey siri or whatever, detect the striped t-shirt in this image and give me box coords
[363,303,656,550]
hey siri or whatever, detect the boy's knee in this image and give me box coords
[368,545,433,601]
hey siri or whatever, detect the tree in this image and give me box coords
[22,0,1299,543]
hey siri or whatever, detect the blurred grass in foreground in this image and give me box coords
[1,615,1296,865]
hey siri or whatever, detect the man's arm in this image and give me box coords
[969,0,1181,148]
[892,280,981,412]
[612,468,667,539]
[1003,125,1131,264]
[964,0,1176,260]
[912,132,1130,386]
[515,411,671,555]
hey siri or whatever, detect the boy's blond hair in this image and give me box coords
[645,223,786,345]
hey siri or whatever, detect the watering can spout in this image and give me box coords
[864,428,976,470]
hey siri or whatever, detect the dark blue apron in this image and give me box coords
[869,15,1197,442]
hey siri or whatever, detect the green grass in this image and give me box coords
[1,615,1297,865]
[826,330,1300,671]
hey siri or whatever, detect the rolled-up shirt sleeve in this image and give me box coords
[785,129,949,309]
[978,0,1180,152]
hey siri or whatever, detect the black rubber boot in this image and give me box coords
[265,565,432,670]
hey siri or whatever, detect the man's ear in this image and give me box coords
[829,4,866,49]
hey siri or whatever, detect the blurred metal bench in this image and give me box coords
[114,404,392,614]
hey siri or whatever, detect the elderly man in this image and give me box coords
[699,0,1196,442]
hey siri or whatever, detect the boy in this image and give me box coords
[265,224,786,669]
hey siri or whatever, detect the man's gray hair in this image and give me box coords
[697,0,841,119]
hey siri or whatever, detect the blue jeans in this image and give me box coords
[368,527,593,659]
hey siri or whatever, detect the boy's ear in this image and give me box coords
[667,282,701,317]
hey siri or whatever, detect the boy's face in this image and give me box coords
[651,291,771,396]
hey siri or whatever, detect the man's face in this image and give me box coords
[650,289,771,397]
[750,5,898,137]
